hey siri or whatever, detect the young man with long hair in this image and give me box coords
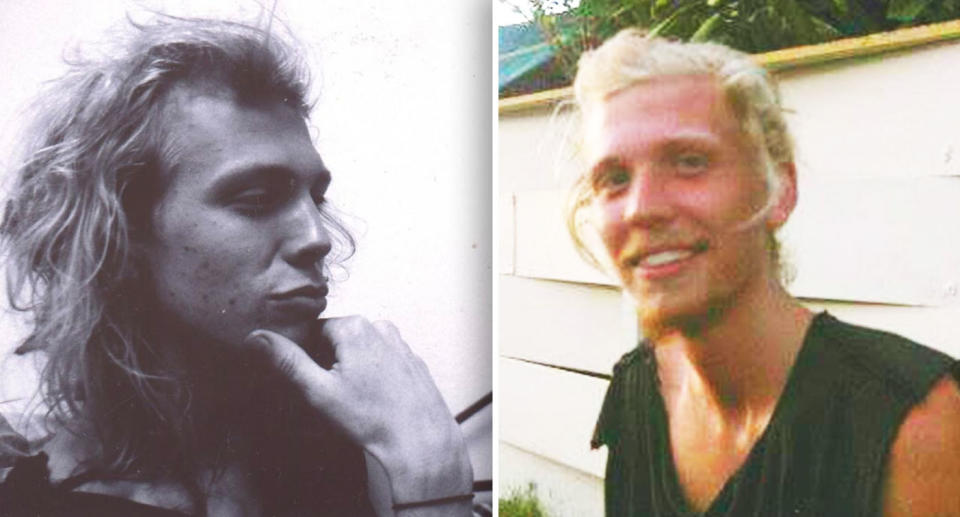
[570,29,960,516]
[0,15,473,516]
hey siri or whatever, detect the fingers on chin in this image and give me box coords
[322,316,423,364]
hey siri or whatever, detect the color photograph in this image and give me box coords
[498,1,960,515]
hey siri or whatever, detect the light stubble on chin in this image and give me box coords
[635,294,735,343]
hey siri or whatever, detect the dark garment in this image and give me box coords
[592,312,958,517]
[0,416,374,517]
[0,453,188,516]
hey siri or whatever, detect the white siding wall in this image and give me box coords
[499,38,960,515]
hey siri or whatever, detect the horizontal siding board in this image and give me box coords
[499,357,609,477]
[781,41,960,180]
[500,275,635,374]
[782,176,960,305]
[498,112,581,194]
[514,190,612,286]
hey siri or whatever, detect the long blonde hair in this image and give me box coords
[1,15,354,491]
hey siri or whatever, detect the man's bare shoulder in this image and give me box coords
[883,373,960,517]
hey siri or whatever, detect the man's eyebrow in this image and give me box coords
[660,131,720,148]
[209,163,330,193]
[590,156,628,176]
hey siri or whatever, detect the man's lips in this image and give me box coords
[629,249,694,268]
[268,284,329,318]
[619,236,710,269]
[269,284,328,300]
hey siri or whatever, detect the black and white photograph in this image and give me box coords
[0,1,491,515]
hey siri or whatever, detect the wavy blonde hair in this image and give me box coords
[567,28,794,276]
[1,14,354,496]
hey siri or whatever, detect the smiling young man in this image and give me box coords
[569,30,960,516]
[0,17,472,516]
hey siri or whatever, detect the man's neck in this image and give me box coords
[651,277,813,426]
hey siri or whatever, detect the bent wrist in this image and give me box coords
[376,437,473,514]
[383,449,473,502]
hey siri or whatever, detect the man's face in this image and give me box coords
[144,86,333,348]
[585,75,786,336]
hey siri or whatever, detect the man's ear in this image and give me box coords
[766,162,797,230]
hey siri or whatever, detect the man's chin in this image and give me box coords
[637,306,677,342]
[636,300,728,341]
[261,321,315,349]
[262,305,325,341]
[259,318,339,366]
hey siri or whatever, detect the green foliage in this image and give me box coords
[499,483,550,517]
[887,0,934,21]
[527,0,960,84]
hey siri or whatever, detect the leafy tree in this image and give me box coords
[526,0,960,84]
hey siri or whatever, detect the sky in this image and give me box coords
[496,0,532,26]
[497,0,580,26]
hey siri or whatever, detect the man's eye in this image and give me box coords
[232,188,283,215]
[674,153,709,176]
[593,166,631,193]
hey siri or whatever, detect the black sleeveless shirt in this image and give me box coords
[592,313,958,517]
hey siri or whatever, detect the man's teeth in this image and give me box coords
[641,250,693,267]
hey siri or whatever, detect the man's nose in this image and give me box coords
[282,196,333,269]
[621,168,673,225]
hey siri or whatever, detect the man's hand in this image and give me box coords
[243,317,473,516]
